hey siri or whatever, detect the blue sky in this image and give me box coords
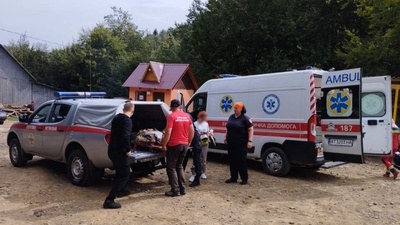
[0,0,201,49]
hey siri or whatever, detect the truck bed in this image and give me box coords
[129,149,165,164]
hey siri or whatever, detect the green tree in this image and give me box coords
[340,0,400,76]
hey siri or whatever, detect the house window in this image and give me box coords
[136,91,147,101]
[153,92,165,102]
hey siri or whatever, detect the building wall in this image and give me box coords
[170,89,194,107]
[128,88,194,106]
[32,83,58,106]
[0,47,56,106]
[129,88,169,102]
[0,49,32,105]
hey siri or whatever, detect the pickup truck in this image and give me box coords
[7,92,169,186]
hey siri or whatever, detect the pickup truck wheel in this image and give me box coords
[262,147,290,177]
[67,149,92,186]
[9,138,28,167]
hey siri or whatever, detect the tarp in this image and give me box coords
[73,99,125,129]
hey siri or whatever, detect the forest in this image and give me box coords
[5,0,400,97]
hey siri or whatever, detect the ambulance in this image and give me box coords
[184,68,392,176]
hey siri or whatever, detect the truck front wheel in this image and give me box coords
[67,149,93,186]
[9,138,29,167]
[262,147,290,177]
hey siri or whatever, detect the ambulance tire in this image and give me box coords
[262,147,290,177]
[9,138,28,167]
[67,149,93,186]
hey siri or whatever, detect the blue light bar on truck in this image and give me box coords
[54,92,107,99]
[219,74,238,78]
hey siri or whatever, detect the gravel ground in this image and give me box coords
[1,120,400,225]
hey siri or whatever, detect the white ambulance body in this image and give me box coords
[185,68,392,176]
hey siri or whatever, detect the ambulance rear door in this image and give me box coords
[362,76,392,156]
[321,68,364,163]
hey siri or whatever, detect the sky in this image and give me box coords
[0,0,199,49]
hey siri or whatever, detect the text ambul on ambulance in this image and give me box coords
[184,67,393,176]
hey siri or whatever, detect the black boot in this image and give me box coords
[189,178,200,187]
[103,199,121,209]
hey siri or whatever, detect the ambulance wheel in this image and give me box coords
[67,149,92,186]
[262,147,290,177]
[9,138,28,167]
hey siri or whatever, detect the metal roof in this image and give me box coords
[122,62,198,90]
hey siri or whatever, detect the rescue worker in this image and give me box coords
[162,99,194,196]
[103,102,135,209]
[382,120,400,179]
[26,101,36,114]
[224,102,254,185]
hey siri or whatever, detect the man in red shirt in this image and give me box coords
[162,99,194,196]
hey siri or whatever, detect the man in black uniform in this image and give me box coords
[103,102,135,209]
[26,101,36,114]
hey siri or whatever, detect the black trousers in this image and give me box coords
[191,144,202,180]
[106,154,131,200]
[227,141,248,181]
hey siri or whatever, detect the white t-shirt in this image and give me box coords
[194,121,209,134]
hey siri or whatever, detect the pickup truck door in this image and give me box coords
[42,103,72,158]
[22,104,52,155]
[321,68,364,163]
[362,76,392,156]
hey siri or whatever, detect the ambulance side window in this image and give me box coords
[321,86,361,119]
[31,104,51,123]
[186,93,207,120]
[361,92,386,117]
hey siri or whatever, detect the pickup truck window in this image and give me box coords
[50,104,72,123]
[31,104,51,123]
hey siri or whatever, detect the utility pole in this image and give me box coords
[89,52,92,92]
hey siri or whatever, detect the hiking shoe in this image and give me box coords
[117,189,131,198]
[189,175,195,182]
[201,173,207,179]
[240,180,248,185]
[103,200,121,209]
[393,171,399,180]
[383,173,390,178]
[180,189,186,195]
[189,179,200,188]
[225,178,237,184]
[165,191,180,197]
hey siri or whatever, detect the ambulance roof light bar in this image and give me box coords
[54,92,107,99]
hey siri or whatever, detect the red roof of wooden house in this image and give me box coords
[122,62,199,90]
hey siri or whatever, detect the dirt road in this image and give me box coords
[1,120,400,225]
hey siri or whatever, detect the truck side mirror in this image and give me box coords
[18,114,29,123]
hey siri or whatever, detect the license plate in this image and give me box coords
[328,138,353,147]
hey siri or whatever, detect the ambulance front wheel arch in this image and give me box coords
[261,146,291,177]
[9,138,32,167]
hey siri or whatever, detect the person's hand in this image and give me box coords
[247,142,252,149]
[126,151,131,157]
[161,145,167,151]
[224,139,227,144]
